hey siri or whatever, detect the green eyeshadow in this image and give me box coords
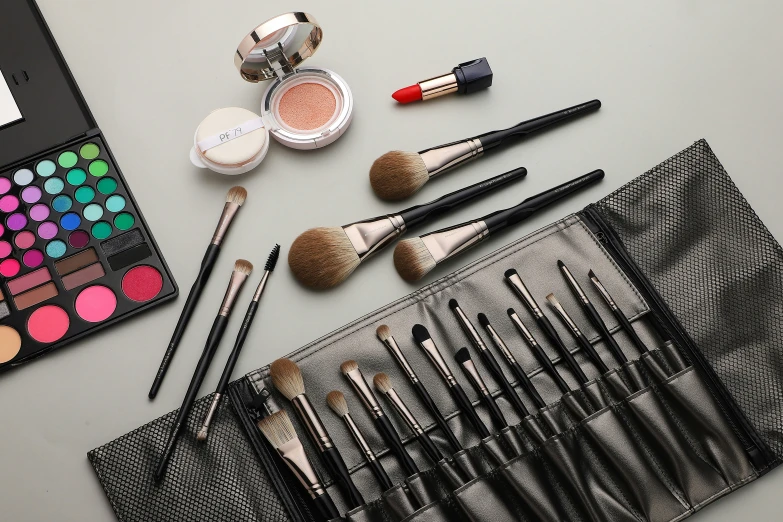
[91,221,112,239]
[75,186,95,203]
[96,177,117,194]
[89,160,109,177]
[44,177,64,195]
[58,151,78,168]
[66,168,87,186]
[80,143,100,160]
[36,160,56,177]
[114,213,135,230]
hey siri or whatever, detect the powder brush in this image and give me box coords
[150,186,247,399]
[288,168,526,289]
[369,100,600,200]
[546,293,610,374]
[589,269,649,353]
[394,170,604,282]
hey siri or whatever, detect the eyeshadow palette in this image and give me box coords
[0,0,176,371]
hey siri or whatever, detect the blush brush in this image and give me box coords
[369,100,600,200]
[288,167,525,289]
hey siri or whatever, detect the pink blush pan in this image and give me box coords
[75,285,117,322]
[27,305,70,343]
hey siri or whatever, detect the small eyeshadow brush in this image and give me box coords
[412,324,491,438]
[589,269,650,353]
[271,358,365,509]
[154,259,252,482]
[150,186,247,399]
[257,411,341,520]
[454,348,508,429]
[376,325,462,452]
[546,293,610,374]
[197,244,280,441]
[507,308,571,394]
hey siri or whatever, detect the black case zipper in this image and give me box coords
[581,206,774,472]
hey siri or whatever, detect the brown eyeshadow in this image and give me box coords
[55,248,98,276]
[14,282,58,310]
[278,82,337,130]
[61,262,106,291]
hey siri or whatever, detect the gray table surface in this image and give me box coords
[2,1,781,520]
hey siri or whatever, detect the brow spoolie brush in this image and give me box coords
[507,308,571,395]
[589,269,649,353]
[197,244,280,442]
[376,325,462,452]
[340,360,419,477]
[412,324,491,438]
[394,170,605,282]
[288,167,526,289]
[478,313,546,409]
[546,293,610,374]
[154,259,252,482]
[258,411,341,520]
[327,390,394,491]
[369,100,601,200]
[271,358,365,509]
[558,261,628,365]
[150,186,247,399]
[454,348,508,429]
[449,299,529,418]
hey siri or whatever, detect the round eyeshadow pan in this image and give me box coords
[114,213,135,230]
[0,258,20,277]
[36,160,57,177]
[21,186,42,204]
[105,195,126,213]
[0,195,19,213]
[75,285,117,323]
[66,168,87,186]
[58,151,78,168]
[0,178,11,194]
[61,212,81,231]
[38,221,58,240]
[0,326,22,364]
[27,305,70,343]
[83,204,103,221]
[69,230,90,248]
[52,195,73,212]
[14,169,34,186]
[89,160,109,177]
[29,204,50,222]
[96,177,117,194]
[80,143,100,160]
[91,221,112,239]
[23,249,44,268]
[44,177,65,195]
[45,240,67,258]
[7,213,27,231]
[0,241,11,258]
[15,231,35,249]
[75,186,95,203]
[122,265,163,302]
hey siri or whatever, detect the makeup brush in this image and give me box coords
[411,324,491,438]
[507,308,571,394]
[454,348,508,429]
[150,186,247,399]
[327,390,394,491]
[373,373,444,463]
[546,293,610,374]
[558,261,628,364]
[257,411,341,520]
[369,100,601,200]
[449,300,529,418]
[288,167,526,289]
[589,269,649,353]
[154,259,252,482]
[477,313,546,409]
[197,244,280,442]
[376,325,462,452]
[340,360,419,477]
[270,358,365,509]
[504,269,589,385]
[394,170,605,282]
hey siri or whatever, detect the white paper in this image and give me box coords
[0,70,22,127]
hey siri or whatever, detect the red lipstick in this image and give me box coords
[391,58,493,104]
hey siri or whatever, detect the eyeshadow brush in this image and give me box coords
[507,308,571,394]
[589,269,650,353]
[197,244,280,441]
[271,358,365,509]
[450,299,529,418]
[454,348,508,429]
[559,261,628,364]
[154,259,253,482]
[341,360,419,476]
[477,313,546,409]
[546,293,610,374]
[376,325,463,452]
[412,324,491,438]
[150,186,247,399]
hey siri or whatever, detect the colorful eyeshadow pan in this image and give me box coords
[7,213,27,231]
[80,143,100,160]
[27,305,70,343]
[0,178,10,194]
[75,285,116,322]
[29,204,50,222]
[62,262,105,291]
[45,240,67,258]
[55,248,98,275]
[8,267,51,295]
[14,169,34,186]
[23,249,44,268]
[58,151,78,168]
[0,259,20,277]
[38,222,58,239]
[69,230,90,248]
[52,195,72,212]
[44,177,64,194]
[122,265,163,302]
[96,177,117,194]
[0,326,22,364]
[0,195,19,212]
[22,186,42,203]
[114,213,135,230]
[83,204,103,221]
[105,195,126,212]
[92,221,112,239]
[15,282,57,310]
[89,160,109,177]
[60,212,81,230]
[0,241,10,258]
[36,160,56,177]
[15,231,35,249]
[66,168,87,186]
[74,186,95,203]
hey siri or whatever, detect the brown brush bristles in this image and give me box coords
[234,259,253,276]
[369,151,429,201]
[545,294,558,306]
[257,411,297,448]
[270,358,305,400]
[373,372,393,394]
[340,360,359,375]
[376,324,391,342]
[393,237,436,282]
[226,186,248,206]
[326,391,349,417]
[288,227,360,290]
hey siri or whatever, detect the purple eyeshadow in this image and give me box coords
[7,213,27,231]
[21,186,42,204]
[29,204,50,222]
[37,221,58,240]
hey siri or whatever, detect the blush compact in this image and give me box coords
[191,12,354,175]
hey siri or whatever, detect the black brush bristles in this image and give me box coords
[265,244,281,272]
[448,298,459,310]
[477,313,490,328]
[454,347,472,364]
[412,324,431,343]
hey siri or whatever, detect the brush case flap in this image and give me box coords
[89,139,783,521]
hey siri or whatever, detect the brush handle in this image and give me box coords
[478,348,529,417]
[476,100,601,151]
[582,302,628,364]
[450,383,491,438]
[575,331,609,374]
[375,415,419,476]
[313,494,341,520]
[524,334,572,395]
[536,315,589,385]
[216,300,258,394]
[483,170,604,233]
[417,432,444,463]
[321,447,365,509]
[150,244,221,399]
[480,391,508,429]
[398,167,526,227]
[369,459,394,491]
[508,361,547,409]
[412,381,462,452]
[612,307,649,353]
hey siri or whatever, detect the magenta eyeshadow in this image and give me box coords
[7,213,27,231]
[37,221,58,239]
[0,195,19,212]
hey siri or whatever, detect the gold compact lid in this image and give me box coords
[235,12,323,83]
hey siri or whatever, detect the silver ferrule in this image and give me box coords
[384,388,424,435]
[460,358,490,396]
[342,214,406,261]
[198,393,222,437]
[252,270,271,302]
[485,324,517,365]
[345,369,385,419]
[292,395,335,451]
[276,438,327,499]
[417,338,458,387]
[590,276,618,310]
[506,272,544,318]
[560,264,589,305]
[453,305,487,352]
[420,221,489,266]
[382,335,419,383]
[420,139,483,179]
[548,297,583,337]
[509,312,539,348]
[211,202,241,245]
[219,269,250,316]
[342,413,377,462]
